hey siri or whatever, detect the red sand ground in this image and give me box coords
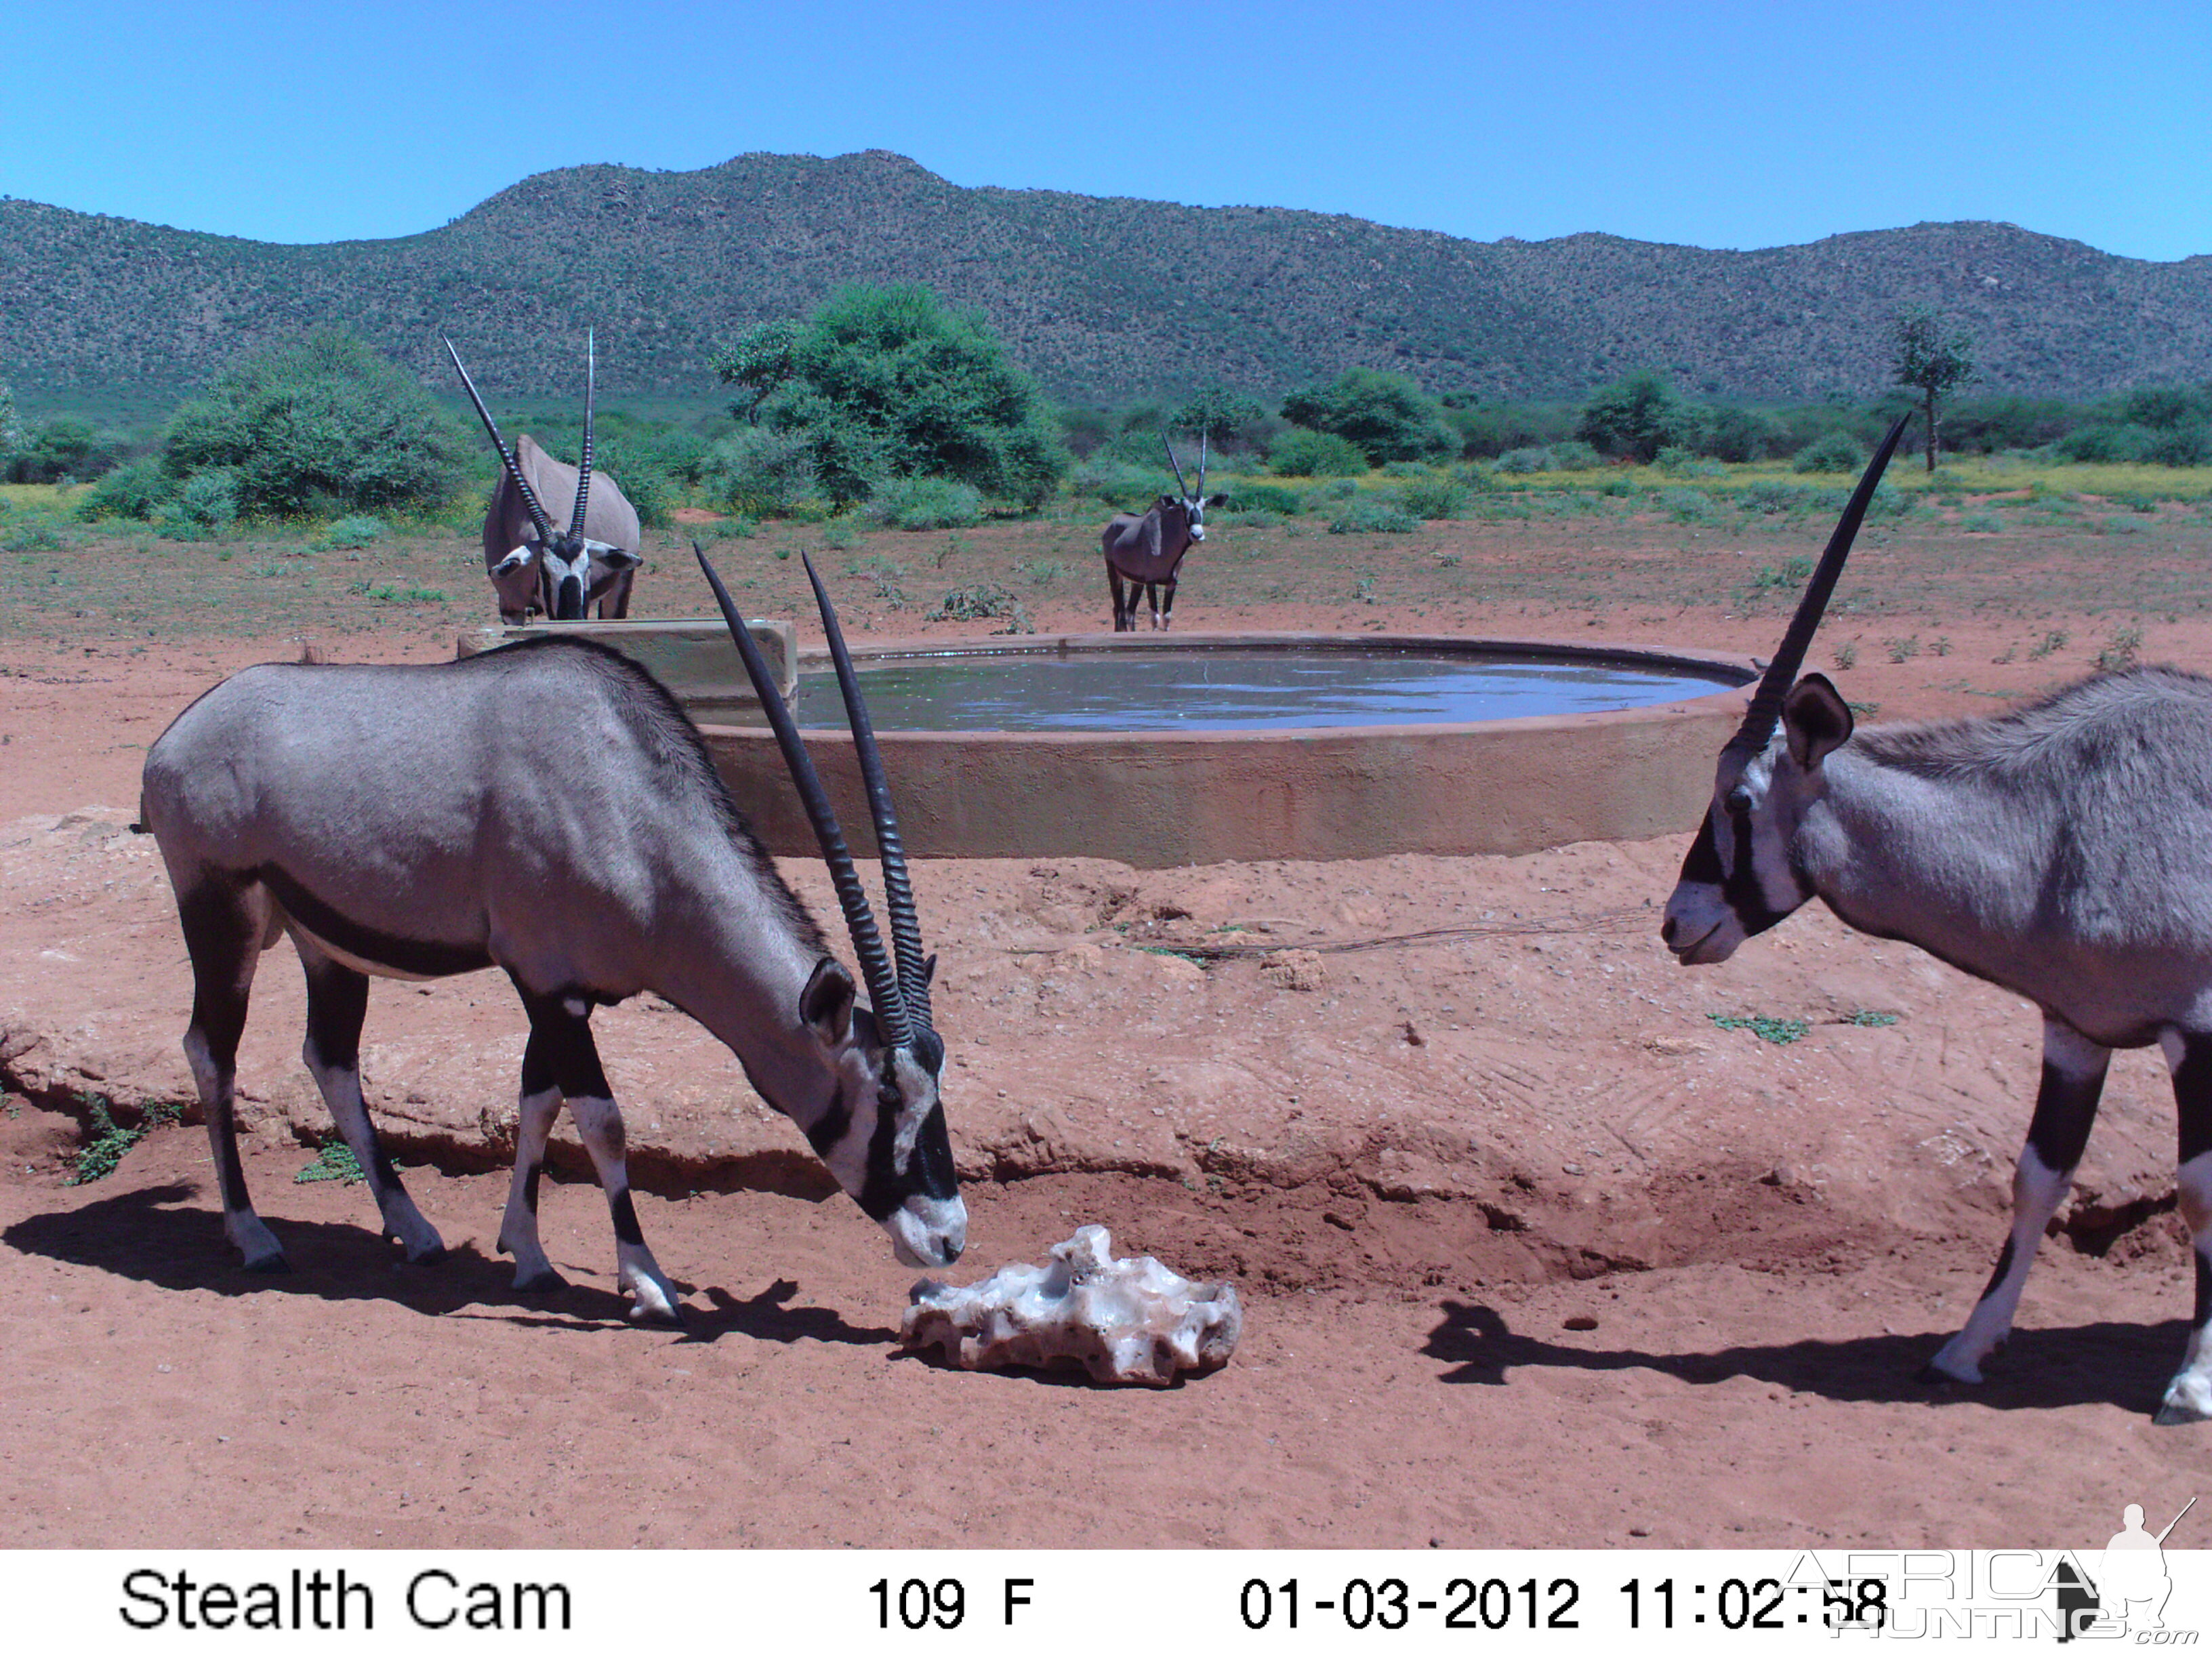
[4,508,2211,1549]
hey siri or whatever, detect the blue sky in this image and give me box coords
[6,1,2206,260]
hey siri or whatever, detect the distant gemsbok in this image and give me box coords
[447,334,642,623]
[1101,432,1225,631]
[1662,413,2212,1425]
[139,547,963,1319]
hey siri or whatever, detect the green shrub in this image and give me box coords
[1268,427,1368,478]
[1963,510,2003,532]
[5,417,131,485]
[1549,439,1602,470]
[1657,487,1715,522]
[1077,455,1164,512]
[701,427,816,516]
[716,283,1071,508]
[319,514,387,549]
[159,468,240,535]
[165,327,466,516]
[1793,431,1867,473]
[1495,445,1554,474]
[935,581,1034,632]
[1736,480,1810,515]
[1224,480,1303,514]
[1395,475,1467,519]
[77,457,177,522]
[1281,368,1456,464]
[1579,369,1689,462]
[1327,494,1418,533]
[867,476,983,530]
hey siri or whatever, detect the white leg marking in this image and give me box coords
[1928,1019,2107,1384]
[568,1094,680,1322]
[2158,1149,2212,1424]
[496,1088,564,1291]
[304,1052,445,1263]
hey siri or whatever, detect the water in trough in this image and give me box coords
[793,645,1738,732]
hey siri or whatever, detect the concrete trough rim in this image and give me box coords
[769,629,1757,743]
[693,630,1757,864]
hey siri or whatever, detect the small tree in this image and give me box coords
[712,285,1070,509]
[1578,369,1687,462]
[1891,306,1974,472]
[1279,369,1457,464]
[1170,387,1267,450]
[0,378,20,453]
[165,327,468,516]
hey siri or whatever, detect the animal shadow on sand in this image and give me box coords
[1423,1299,2191,1416]
[3,1182,889,1348]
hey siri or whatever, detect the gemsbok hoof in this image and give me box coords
[2152,1401,2208,1427]
[512,1266,568,1294]
[242,1251,291,1275]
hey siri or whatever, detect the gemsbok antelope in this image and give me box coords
[138,548,963,1319]
[447,333,643,624]
[1662,413,2212,1424]
[1101,432,1225,631]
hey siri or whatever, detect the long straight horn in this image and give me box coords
[445,336,556,545]
[570,328,595,538]
[694,544,910,1050]
[1725,412,1912,758]
[1197,427,1208,497]
[1162,431,1190,499]
[802,554,931,1034]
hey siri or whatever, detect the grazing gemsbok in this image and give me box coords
[1101,432,1226,631]
[1662,413,2212,1424]
[447,333,643,624]
[138,548,963,1319]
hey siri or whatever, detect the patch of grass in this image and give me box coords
[1845,1010,1900,1027]
[1962,510,2004,533]
[66,1094,180,1185]
[348,581,449,604]
[1885,635,1921,663]
[2097,626,2144,672]
[935,582,1033,633]
[1832,641,1858,670]
[1327,495,1418,534]
[2028,628,2070,660]
[1709,1013,1810,1046]
[294,1141,366,1185]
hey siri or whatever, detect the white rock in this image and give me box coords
[901,1225,1242,1386]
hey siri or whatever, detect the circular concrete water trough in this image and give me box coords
[693,632,1754,867]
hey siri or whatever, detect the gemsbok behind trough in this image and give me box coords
[139,548,962,1319]
[1101,432,1225,631]
[1662,413,2212,1424]
[447,333,643,624]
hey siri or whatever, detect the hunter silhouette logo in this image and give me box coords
[2056,1496,2196,1641]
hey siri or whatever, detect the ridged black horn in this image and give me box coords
[1725,413,1913,758]
[695,545,910,1051]
[1162,432,1189,499]
[802,554,931,1034]
[445,336,554,545]
[570,329,595,539]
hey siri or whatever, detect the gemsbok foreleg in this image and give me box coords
[1156,575,1179,631]
[2155,1029,2212,1423]
[1924,1018,2109,1385]
[510,988,680,1321]
[176,878,286,1271]
[293,937,445,1263]
[1108,565,1134,632]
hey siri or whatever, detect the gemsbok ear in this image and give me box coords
[1206,493,1228,508]
[1784,673,1853,770]
[493,546,536,575]
[598,547,644,571]
[800,958,856,1044]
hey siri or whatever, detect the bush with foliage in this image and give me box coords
[159,467,241,536]
[1696,405,1792,464]
[318,515,387,550]
[163,327,467,516]
[1268,427,1368,477]
[714,284,1071,509]
[1280,369,1456,464]
[1327,493,1419,534]
[5,416,131,485]
[1578,369,1689,462]
[1793,431,1867,473]
[867,476,983,531]
[700,426,816,516]
[1170,387,1269,449]
[1395,474,1467,519]
[1224,480,1304,514]
[1074,455,1162,512]
[77,459,177,522]
[0,379,18,453]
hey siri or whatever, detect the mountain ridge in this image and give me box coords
[5,148,2207,407]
